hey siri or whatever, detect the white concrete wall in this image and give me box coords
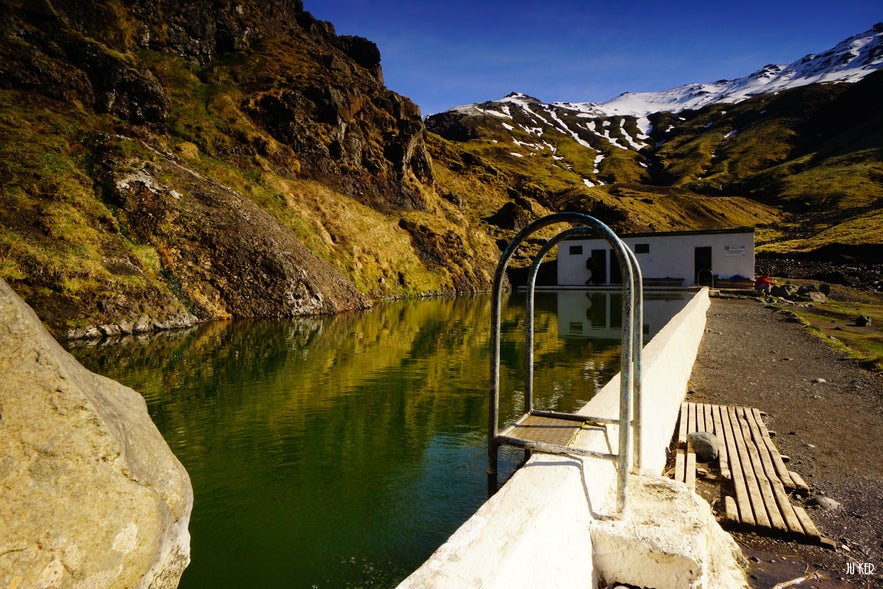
[577,285,711,474]
[398,289,744,588]
[558,231,755,286]
[397,455,600,589]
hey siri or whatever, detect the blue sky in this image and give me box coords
[304,1,881,115]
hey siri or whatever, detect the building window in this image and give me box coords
[635,243,650,254]
[569,245,583,255]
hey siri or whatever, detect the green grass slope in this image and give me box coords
[1,1,880,338]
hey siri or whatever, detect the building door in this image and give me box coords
[694,246,713,285]
[609,252,623,284]
[589,249,607,285]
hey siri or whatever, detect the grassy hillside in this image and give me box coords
[1,1,880,338]
[428,72,883,262]
[0,1,516,336]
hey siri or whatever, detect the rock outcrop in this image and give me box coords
[0,0,434,211]
[89,135,372,329]
[0,278,193,588]
[0,0,434,337]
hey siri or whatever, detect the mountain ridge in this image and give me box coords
[426,24,883,267]
[493,22,883,119]
[0,2,881,338]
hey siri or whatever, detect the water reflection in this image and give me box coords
[557,290,695,339]
[70,291,689,588]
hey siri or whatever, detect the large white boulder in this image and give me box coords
[0,279,193,588]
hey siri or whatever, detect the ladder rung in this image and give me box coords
[495,435,618,461]
[529,409,618,425]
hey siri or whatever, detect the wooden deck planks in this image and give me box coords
[672,402,821,543]
[674,447,686,482]
[750,407,797,489]
[718,402,755,526]
[685,440,697,490]
[793,505,822,539]
[711,405,730,480]
[741,407,805,535]
[727,405,772,529]
[678,402,689,445]
[703,403,714,436]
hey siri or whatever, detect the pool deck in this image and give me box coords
[398,287,749,589]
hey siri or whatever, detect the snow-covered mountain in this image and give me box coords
[422,24,883,260]
[456,23,883,119]
[429,23,883,191]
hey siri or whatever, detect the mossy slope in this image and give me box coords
[1,1,880,337]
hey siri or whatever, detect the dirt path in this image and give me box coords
[687,296,882,588]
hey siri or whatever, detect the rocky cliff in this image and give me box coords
[1,0,433,208]
[0,277,193,587]
[1,1,880,338]
[0,0,490,338]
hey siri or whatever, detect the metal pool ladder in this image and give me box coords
[487,213,643,515]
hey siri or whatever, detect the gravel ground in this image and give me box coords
[687,296,883,589]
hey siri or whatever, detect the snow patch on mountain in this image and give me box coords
[436,24,882,188]
[450,24,881,122]
[554,23,883,118]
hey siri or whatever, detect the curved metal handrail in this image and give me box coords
[488,212,643,514]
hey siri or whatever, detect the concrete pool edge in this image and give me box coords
[398,287,749,588]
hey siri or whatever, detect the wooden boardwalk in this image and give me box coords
[673,402,823,543]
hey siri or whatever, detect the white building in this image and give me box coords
[557,227,755,287]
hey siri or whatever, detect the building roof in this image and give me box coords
[565,226,755,240]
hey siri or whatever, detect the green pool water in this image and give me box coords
[70,291,689,588]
